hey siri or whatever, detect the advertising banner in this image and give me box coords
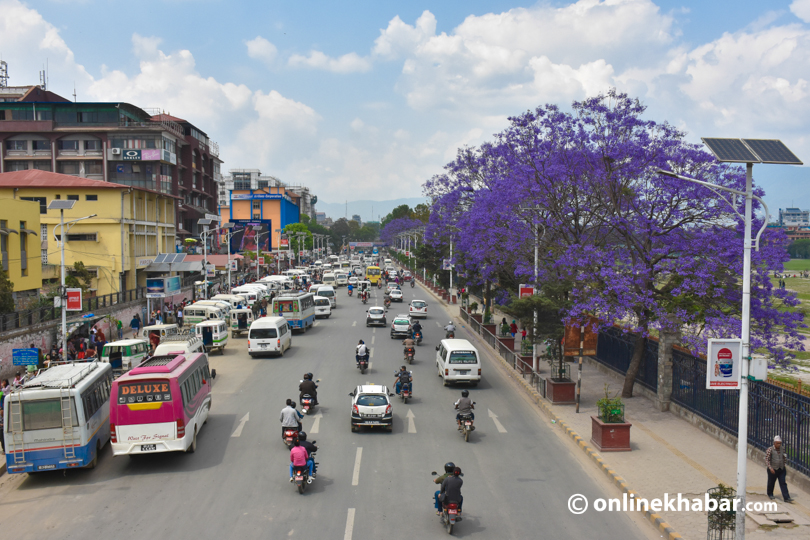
[442,259,453,271]
[518,284,535,298]
[280,238,289,247]
[122,149,141,160]
[13,348,39,366]
[146,278,166,298]
[165,276,181,296]
[230,260,238,271]
[707,339,743,389]
[66,288,83,311]
[228,220,271,254]
[141,149,161,161]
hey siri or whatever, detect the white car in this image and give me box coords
[336,273,349,287]
[409,299,428,318]
[313,295,332,318]
[350,385,394,432]
[348,276,359,286]
[389,289,404,302]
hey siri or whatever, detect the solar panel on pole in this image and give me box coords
[154,254,167,263]
[742,139,803,165]
[701,138,760,163]
[47,200,77,210]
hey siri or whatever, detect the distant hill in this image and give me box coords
[315,197,428,222]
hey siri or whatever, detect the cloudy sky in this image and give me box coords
[1,0,809,213]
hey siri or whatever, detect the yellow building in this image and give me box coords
[0,170,177,296]
[0,197,42,306]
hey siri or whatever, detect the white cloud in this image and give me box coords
[288,51,371,73]
[245,36,278,66]
[791,0,810,23]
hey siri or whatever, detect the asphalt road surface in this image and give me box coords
[0,278,657,540]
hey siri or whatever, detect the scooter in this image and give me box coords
[283,428,298,447]
[458,408,476,442]
[414,330,423,346]
[404,347,415,364]
[446,330,455,339]
[400,381,411,403]
[356,354,369,374]
[410,280,415,288]
[348,288,353,297]
[301,394,315,415]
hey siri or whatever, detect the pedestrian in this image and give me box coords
[0,403,5,454]
[766,435,793,502]
[521,328,527,341]
[177,307,184,328]
[116,318,124,340]
[510,320,518,338]
[130,314,141,337]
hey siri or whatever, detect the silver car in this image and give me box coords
[390,315,412,338]
[366,307,387,327]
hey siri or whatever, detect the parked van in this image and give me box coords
[195,300,232,317]
[140,323,180,342]
[230,308,254,336]
[212,294,248,309]
[313,296,332,319]
[195,320,229,354]
[316,285,337,308]
[435,339,482,386]
[322,272,337,287]
[335,273,349,287]
[248,316,292,357]
[101,339,149,372]
[231,287,259,306]
[153,334,206,357]
[183,304,225,327]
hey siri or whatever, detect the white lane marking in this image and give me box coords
[371,335,375,345]
[313,321,319,327]
[488,409,508,433]
[436,321,442,327]
[369,347,374,358]
[406,409,416,433]
[351,447,363,486]
[344,508,356,540]
[373,328,376,334]
[231,412,250,437]
[309,412,323,434]
[368,362,372,370]
[352,321,357,327]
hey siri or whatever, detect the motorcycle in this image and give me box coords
[458,408,476,442]
[348,288,353,297]
[431,472,463,534]
[446,329,455,339]
[362,294,368,305]
[400,381,411,403]
[292,462,313,494]
[410,279,415,288]
[301,394,315,415]
[414,330,423,346]
[384,298,392,308]
[356,354,369,374]
[404,347,415,364]
[283,428,298,447]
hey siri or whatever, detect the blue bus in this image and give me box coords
[4,362,113,473]
[272,291,316,332]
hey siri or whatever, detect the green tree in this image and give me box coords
[283,223,313,252]
[413,203,431,223]
[0,265,15,314]
[787,239,810,259]
[380,204,414,229]
[65,261,94,292]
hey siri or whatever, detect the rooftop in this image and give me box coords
[0,170,181,199]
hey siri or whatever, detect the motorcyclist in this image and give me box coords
[347,283,353,295]
[410,278,415,288]
[441,467,464,514]
[356,340,369,365]
[433,462,455,515]
[384,296,392,308]
[412,320,423,339]
[402,336,416,360]
[280,398,303,437]
[299,373,319,406]
[455,390,475,430]
[297,431,318,478]
[289,438,309,482]
[394,365,413,395]
[445,321,456,338]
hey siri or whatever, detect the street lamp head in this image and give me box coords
[197,218,212,226]
[656,169,679,179]
[222,222,235,229]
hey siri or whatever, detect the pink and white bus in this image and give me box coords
[109,353,215,456]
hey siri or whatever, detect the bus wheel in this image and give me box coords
[187,429,197,453]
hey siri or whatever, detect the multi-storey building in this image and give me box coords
[779,207,810,228]
[0,92,222,246]
[0,196,42,307]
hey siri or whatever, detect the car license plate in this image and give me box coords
[366,420,380,425]
[260,344,267,349]
[140,444,157,452]
[37,464,56,471]
[457,370,470,375]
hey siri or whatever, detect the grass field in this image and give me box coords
[784,259,810,272]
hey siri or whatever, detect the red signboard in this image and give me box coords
[518,284,535,298]
[66,288,82,311]
[280,238,289,247]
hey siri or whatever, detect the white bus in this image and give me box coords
[4,362,114,474]
[272,291,316,332]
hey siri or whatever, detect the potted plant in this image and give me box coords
[469,301,478,314]
[590,385,632,452]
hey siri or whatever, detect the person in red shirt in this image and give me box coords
[289,438,310,481]
[509,320,518,338]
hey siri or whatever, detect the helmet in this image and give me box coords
[461,390,469,397]
[298,431,307,441]
[304,373,313,380]
[444,462,456,473]
[453,467,462,476]
[449,320,453,325]
[359,339,365,345]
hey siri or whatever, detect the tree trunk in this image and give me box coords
[622,334,647,398]
[484,280,491,312]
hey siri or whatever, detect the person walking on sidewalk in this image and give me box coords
[509,320,518,338]
[766,435,793,502]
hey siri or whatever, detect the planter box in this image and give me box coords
[498,337,515,351]
[519,355,533,374]
[590,416,632,452]
[470,314,483,323]
[547,378,576,404]
[483,324,497,335]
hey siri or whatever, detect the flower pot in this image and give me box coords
[470,314,483,323]
[498,336,515,351]
[483,324,497,336]
[590,416,632,452]
[547,378,576,404]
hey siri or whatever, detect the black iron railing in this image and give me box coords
[594,327,658,392]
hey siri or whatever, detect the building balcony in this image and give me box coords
[0,120,54,132]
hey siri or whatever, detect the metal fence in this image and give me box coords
[672,350,810,476]
[595,327,658,392]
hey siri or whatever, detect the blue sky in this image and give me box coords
[1,0,809,214]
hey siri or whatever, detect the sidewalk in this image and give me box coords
[423,284,810,539]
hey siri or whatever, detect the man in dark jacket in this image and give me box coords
[441,467,464,513]
[299,373,318,405]
[766,435,793,502]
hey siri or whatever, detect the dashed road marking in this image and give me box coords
[344,508,356,540]
[351,447,363,486]
[352,321,357,327]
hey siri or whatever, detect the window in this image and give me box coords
[58,161,80,174]
[86,194,98,201]
[84,140,100,151]
[19,220,28,275]
[6,161,29,171]
[41,248,48,264]
[20,196,46,214]
[55,233,97,242]
[252,201,260,210]
[249,327,278,339]
[32,140,49,151]
[40,224,47,241]
[67,195,79,201]
[5,140,26,151]
[32,161,51,172]
[85,161,103,175]
[78,111,98,123]
[58,140,79,151]
[0,220,7,270]
[12,399,79,430]
[10,109,34,121]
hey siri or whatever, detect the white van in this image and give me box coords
[153,334,206,357]
[230,308,254,336]
[436,339,482,386]
[195,300,232,317]
[212,293,249,309]
[384,258,392,266]
[335,273,349,287]
[313,296,332,319]
[195,320,229,354]
[101,339,149,372]
[248,316,292,357]
[316,285,337,308]
[231,287,259,305]
[183,304,225,327]
[140,323,180,341]
[322,272,337,287]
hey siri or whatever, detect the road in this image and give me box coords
[0,278,656,539]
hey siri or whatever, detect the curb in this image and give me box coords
[410,277,684,540]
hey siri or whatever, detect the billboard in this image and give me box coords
[146,276,181,298]
[66,288,83,311]
[518,284,535,298]
[707,339,743,389]
[228,220,271,254]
